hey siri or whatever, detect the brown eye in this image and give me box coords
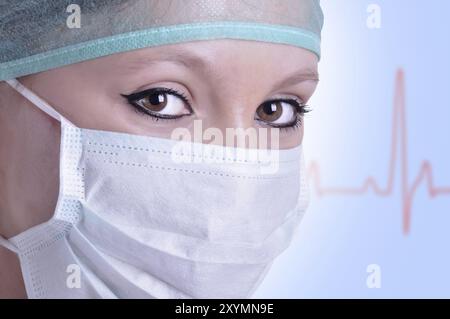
[256,102,283,122]
[255,101,297,126]
[127,88,192,118]
[140,93,168,112]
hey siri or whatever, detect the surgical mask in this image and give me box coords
[0,79,309,299]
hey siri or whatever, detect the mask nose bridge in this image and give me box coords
[5,79,62,122]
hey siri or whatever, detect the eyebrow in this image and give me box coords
[271,69,320,91]
[124,50,319,88]
[124,50,211,73]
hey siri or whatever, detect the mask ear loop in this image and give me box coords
[0,235,19,254]
[5,79,62,122]
[1,80,72,256]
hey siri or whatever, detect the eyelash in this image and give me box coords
[121,88,311,130]
[256,98,311,131]
[121,87,193,121]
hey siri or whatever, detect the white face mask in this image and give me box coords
[0,79,309,299]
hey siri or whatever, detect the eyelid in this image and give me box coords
[121,87,194,120]
[264,97,303,106]
[261,97,310,114]
[254,98,311,130]
[266,93,306,104]
[121,87,192,108]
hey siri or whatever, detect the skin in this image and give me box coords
[0,39,319,298]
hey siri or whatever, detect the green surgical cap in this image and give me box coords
[0,0,324,80]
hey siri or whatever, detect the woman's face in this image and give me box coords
[21,39,319,149]
[0,40,319,296]
[0,39,318,239]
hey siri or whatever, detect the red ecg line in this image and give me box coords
[307,69,450,235]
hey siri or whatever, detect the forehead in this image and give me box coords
[105,39,318,75]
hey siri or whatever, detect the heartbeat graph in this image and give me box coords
[307,69,450,235]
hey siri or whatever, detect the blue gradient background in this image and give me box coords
[254,0,450,298]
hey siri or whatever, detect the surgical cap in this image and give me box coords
[0,0,324,81]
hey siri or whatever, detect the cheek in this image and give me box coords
[278,126,304,149]
[258,126,304,150]
[24,68,137,133]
